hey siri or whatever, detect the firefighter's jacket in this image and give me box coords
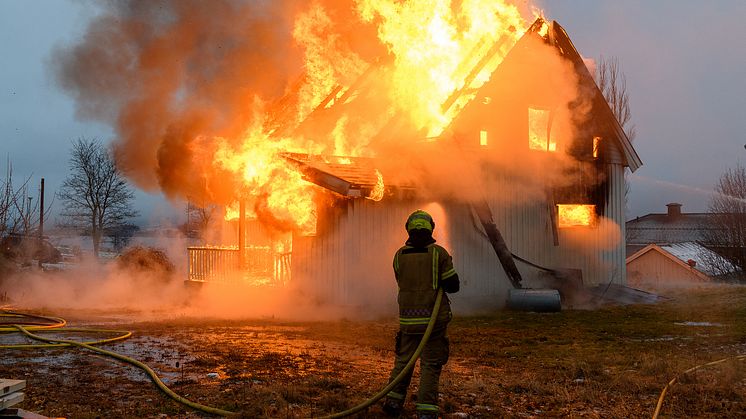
[393,243,458,333]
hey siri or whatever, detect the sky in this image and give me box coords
[1,0,745,227]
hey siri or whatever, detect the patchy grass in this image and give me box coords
[2,286,746,417]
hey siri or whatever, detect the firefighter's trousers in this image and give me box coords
[386,326,450,413]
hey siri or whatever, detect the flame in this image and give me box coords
[214,123,317,234]
[593,136,601,158]
[224,201,240,221]
[558,204,595,227]
[358,0,526,137]
[528,107,557,152]
[207,1,529,233]
[366,169,385,201]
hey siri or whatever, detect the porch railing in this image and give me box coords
[187,246,290,284]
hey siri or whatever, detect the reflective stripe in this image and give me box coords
[431,247,439,289]
[387,391,405,400]
[442,267,457,280]
[415,403,439,412]
[399,317,431,325]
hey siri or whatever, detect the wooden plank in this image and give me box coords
[0,391,24,409]
[0,379,25,396]
[0,408,53,419]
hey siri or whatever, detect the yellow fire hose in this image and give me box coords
[652,354,746,419]
[0,289,443,418]
[316,288,444,419]
[0,310,234,417]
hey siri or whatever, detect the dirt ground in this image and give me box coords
[2,285,746,418]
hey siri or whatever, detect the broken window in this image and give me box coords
[528,107,557,152]
[593,137,601,159]
[557,204,596,228]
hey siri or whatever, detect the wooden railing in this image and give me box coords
[187,246,290,284]
[187,247,240,283]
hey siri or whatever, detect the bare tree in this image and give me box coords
[58,138,138,257]
[595,56,637,202]
[704,164,746,279]
[0,159,47,237]
[0,162,30,237]
[184,198,217,238]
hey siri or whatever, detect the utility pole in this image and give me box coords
[26,196,32,234]
[38,178,44,269]
[38,178,44,239]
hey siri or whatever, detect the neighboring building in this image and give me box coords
[190,19,642,309]
[627,242,738,291]
[626,203,716,256]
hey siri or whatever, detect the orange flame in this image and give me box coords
[366,169,385,201]
[558,204,596,227]
[210,1,529,232]
[214,123,317,234]
[358,0,525,136]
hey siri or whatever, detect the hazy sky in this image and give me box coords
[1,1,745,226]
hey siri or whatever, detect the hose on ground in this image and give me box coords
[317,288,444,419]
[652,354,746,418]
[3,289,443,419]
[0,310,235,417]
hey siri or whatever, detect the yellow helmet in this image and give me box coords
[405,210,434,232]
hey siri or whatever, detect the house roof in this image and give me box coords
[626,242,738,279]
[626,213,718,244]
[282,152,415,197]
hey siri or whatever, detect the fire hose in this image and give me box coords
[316,288,444,418]
[0,310,234,417]
[652,354,746,419]
[1,290,443,418]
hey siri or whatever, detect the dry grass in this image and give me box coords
[2,286,746,417]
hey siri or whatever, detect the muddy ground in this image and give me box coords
[2,286,746,418]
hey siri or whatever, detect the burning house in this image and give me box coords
[187,17,642,309]
[49,0,646,310]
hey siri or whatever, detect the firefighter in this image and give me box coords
[382,210,460,419]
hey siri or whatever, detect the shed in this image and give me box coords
[626,242,738,291]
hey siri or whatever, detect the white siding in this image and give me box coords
[294,163,628,308]
[293,199,420,305]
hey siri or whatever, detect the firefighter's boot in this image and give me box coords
[382,397,403,417]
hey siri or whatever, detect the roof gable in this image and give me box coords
[549,21,642,171]
[626,242,738,279]
[449,18,641,171]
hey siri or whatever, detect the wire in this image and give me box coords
[652,354,746,418]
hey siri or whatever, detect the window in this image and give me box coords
[480,130,488,146]
[528,107,557,152]
[593,137,601,159]
[557,204,596,227]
